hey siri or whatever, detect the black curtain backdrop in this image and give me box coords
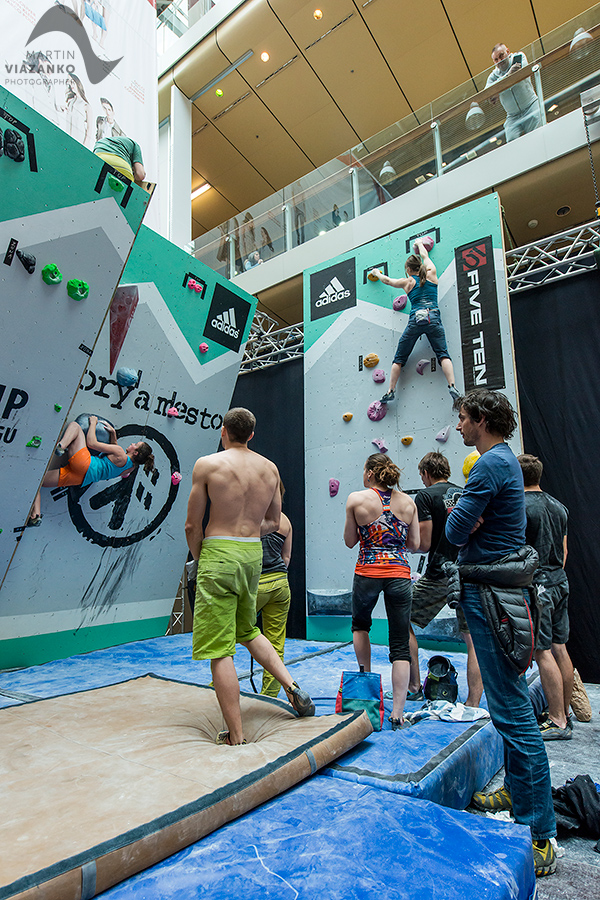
[511,270,600,683]
[230,357,306,639]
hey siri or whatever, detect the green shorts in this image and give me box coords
[192,538,262,660]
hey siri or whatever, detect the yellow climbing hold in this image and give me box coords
[463,450,480,481]
[401,436,413,446]
[364,353,379,368]
[343,412,353,422]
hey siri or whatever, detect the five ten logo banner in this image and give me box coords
[310,258,356,321]
[454,236,506,392]
[203,283,251,353]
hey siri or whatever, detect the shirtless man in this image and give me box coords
[185,408,314,745]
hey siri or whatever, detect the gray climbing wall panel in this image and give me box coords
[0,87,150,588]
[303,195,522,640]
[0,225,257,664]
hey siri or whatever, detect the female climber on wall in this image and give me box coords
[28,416,154,526]
[344,453,419,729]
[369,237,460,404]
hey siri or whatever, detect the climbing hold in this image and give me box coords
[167,406,179,417]
[329,478,340,497]
[54,404,62,412]
[199,342,209,354]
[188,279,203,293]
[342,412,353,422]
[215,88,223,97]
[107,174,124,192]
[411,571,422,583]
[463,451,480,481]
[171,472,182,485]
[436,426,451,443]
[42,264,62,285]
[372,369,385,384]
[67,279,89,300]
[16,250,36,274]
[363,353,379,368]
[401,436,413,446]
[416,358,430,375]
[372,438,388,453]
[26,436,42,448]
[4,129,25,163]
[393,295,407,311]
[75,414,114,444]
[413,235,434,253]
[116,367,139,387]
[367,269,380,282]
[367,401,387,422]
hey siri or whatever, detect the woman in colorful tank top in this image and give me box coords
[256,479,292,698]
[29,415,154,525]
[369,238,460,405]
[344,453,419,728]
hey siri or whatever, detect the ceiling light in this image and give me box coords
[556,206,571,217]
[570,27,594,59]
[489,136,498,143]
[191,183,211,200]
[528,219,538,228]
[415,175,426,185]
[465,101,485,131]
[314,9,323,19]
[260,51,270,62]
[379,160,397,184]
[548,104,558,112]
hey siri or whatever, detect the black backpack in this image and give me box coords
[423,655,458,702]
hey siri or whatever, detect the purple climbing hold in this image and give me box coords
[372,369,385,384]
[372,438,388,453]
[367,401,387,422]
[416,358,430,375]
[393,295,407,311]
[436,426,451,443]
[329,478,340,497]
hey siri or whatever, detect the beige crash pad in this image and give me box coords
[0,675,371,900]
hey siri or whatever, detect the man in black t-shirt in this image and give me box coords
[409,452,483,706]
[518,455,574,741]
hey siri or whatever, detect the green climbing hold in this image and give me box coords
[67,279,90,301]
[26,436,42,448]
[54,404,62,412]
[42,264,62,285]
[108,174,124,192]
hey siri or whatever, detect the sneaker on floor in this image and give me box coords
[285,682,315,717]
[571,669,592,722]
[533,839,557,877]
[471,785,512,812]
[380,389,395,404]
[448,385,461,402]
[406,687,424,702]
[539,717,572,741]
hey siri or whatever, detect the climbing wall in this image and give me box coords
[0,223,257,667]
[0,86,150,585]
[303,195,522,639]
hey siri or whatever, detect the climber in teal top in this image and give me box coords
[29,416,155,526]
[369,238,460,405]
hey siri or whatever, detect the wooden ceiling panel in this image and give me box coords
[191,120,251,180]
[191,68,250,119]
[288,104,362,168]
[305,16,412,138]
[158,72,174,122]
[206,160,276,211]
[256,274,303,327]
[269,0,356,50]
[173,32,230,99]
[532,1,598,38]
[191,190,240,232]
[216,0,300,88]
[442,1,538,75]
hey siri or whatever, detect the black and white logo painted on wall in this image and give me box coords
[310,258,356,321]
[66,424,180,548]
[203,283,251,353]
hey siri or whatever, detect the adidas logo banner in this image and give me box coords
[310,259,356,321]
[203,283,251,353]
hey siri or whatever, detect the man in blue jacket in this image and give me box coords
[446,389,556,877]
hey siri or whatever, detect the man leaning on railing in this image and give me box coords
[486,43,542,142]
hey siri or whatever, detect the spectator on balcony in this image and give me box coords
[486,43,542,142]
[244,250,263,270]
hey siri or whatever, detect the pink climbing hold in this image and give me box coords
[199,343,209,354]
[393,295,407,311]
[372,369,385,384]
[372,438,388,453]
[167,406,179,417]
[329,478,340,497]
[416,358,430,375]
[367,401,387,422]
[436,426,451,443]
[171,472,182,485]
[413,235,434,253]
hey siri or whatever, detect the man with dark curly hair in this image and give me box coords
[446,389,557,878]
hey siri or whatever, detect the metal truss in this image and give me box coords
[241,220,600,370]
[506,220,600,294]
[240,310,303,373]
